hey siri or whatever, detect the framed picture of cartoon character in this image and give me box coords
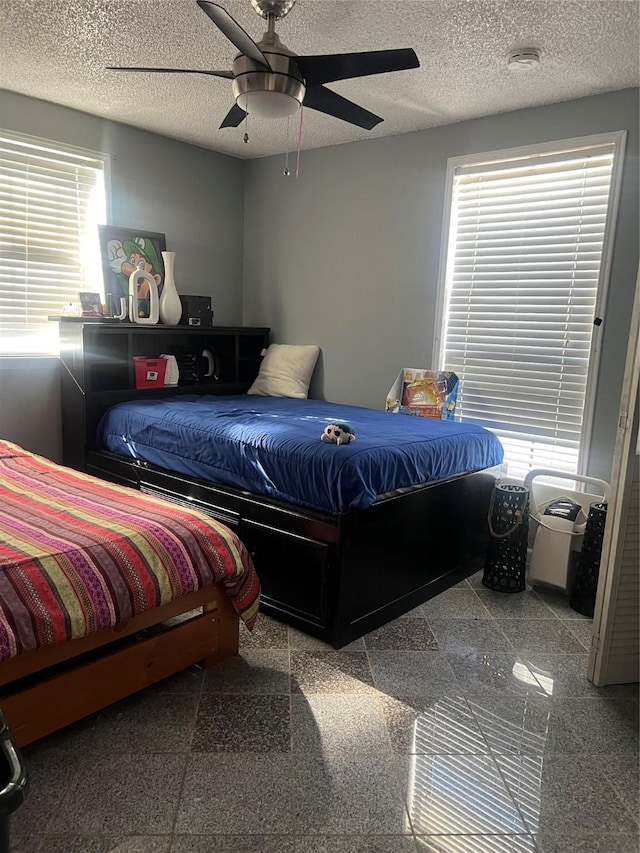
[98,225,167,320]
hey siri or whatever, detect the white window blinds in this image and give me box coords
[0,131,107,355]
[438,141,619,481]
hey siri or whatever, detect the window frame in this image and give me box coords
[0,128,112,357]
[432,130,627,478]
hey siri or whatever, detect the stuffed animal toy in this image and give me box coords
[321,422,355,445]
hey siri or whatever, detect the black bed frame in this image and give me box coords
[58,319,497,648]
[87,450,496,648]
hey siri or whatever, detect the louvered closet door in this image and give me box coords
[0,131,107,355]
[441,144,617,480]
[594,448,640,685]
[606,452,640,681]
[590,266,639,688]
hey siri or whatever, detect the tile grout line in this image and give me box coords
[167,669,206,849]
[287,624,296,836]
[288,625,293,760]
[482,587,590,659]
[489,748,540,837]
[528,584,565,623]
[364,638,418,839]
[482,590,582,692]
[33,748,80,845]
[482,593,522,656]
[598,757,640,829]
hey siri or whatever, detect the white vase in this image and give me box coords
[129,269,159,325]
[159,251,183,325]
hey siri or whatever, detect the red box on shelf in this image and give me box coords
[133,357,167,389]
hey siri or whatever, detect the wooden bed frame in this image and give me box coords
[0,582,238,747]
[86,450,498,649]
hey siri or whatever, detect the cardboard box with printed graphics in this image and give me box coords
[385,369,459,420]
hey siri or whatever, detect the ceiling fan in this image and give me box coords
[108,0,420,131]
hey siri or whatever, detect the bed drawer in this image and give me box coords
[139,483,241,530]
[240,520,331,628]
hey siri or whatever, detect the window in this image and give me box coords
[435,133,625,480]
[0,130,108,355]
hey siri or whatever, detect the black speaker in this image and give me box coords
[179,295,213,327]
[170,348,199,385]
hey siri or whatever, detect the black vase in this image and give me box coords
[570,502,608,617]
[482,483,530,593]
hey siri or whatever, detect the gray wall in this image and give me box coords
[243,88,640,482]
[1,88,637,480]
[0,90,244,461]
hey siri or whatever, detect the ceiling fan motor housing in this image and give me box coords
[250,0,297,19]
[232,38,306,118]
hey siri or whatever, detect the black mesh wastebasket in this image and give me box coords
[482,483,530,593]
[0,711,28,853]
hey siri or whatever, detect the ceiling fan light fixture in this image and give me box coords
[237,89,301,117]
[232,50,305,119]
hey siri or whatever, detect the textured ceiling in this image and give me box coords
[1,0,638,159]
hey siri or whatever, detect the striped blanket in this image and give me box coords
[0,441,259,662]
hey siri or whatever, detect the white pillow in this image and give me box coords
[247,343,320,399]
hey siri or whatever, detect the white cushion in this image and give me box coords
[247,343,320,399]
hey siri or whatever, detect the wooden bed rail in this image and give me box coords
[0,583,239,747]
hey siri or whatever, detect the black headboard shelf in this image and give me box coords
[55,320,270,470]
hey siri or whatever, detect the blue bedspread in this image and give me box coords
[98,395,503,515]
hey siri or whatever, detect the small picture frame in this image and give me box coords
[79,291,104,317]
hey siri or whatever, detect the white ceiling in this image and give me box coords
[1,0,638,160]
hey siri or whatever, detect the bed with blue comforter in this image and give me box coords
[94,393,503,646]
[98,395,503,516]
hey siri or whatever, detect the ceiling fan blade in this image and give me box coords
[219,104,248,129]
[107,66,234,79]
[196,0,271,70]
[303,86,382,130]
[295,48,419,87]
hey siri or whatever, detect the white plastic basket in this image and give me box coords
[523,469,609,590]
[524,469,609,537]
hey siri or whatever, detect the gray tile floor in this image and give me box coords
[11,574,639,853]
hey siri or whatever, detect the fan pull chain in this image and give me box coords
[295,105,304,177]
[283,115,291,176]
[244,95,250,144]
